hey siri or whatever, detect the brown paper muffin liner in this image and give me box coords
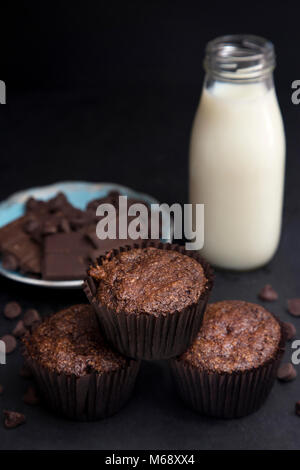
[170,319,286,419]
[84,241,214,360]
[22,346,140,421]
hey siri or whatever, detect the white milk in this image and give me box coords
[189,80,285,270]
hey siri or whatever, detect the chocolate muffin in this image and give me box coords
[84,241,213,360]
[22,304,140,420]
[170,300,285,418]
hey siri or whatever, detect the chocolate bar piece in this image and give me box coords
[0,216,27,250]
[42,232,92,280]
[42,253,88,280]
[0,216,41,274]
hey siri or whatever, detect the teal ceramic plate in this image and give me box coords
[0,181,171,289]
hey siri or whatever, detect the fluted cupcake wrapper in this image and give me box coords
[84,241,214,360]
[23,351,140,421]
[170,320,286,419]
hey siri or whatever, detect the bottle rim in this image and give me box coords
[204,34,276,82]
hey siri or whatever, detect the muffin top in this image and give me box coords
[23,304,129,376]
[89,246,207,315]
[180,300,281,373]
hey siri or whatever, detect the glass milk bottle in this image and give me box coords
[189,35,285,270]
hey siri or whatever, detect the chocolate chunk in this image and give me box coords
[85,226,109,249]
[59,218,71,233]
[85,209,98,224]
[0,216,42,274]
[70,212,92,230]
[25,197,40,212]
[85,224,138,253]
[43,253,88,280]
[0,216,26,250]
[23,309,41,328]
[283,322,297,341]
[3,301,22,319]
[258,284,278,301]
[42,232,91,280]
[44,232,90,254]
[25,197,51,215]
[277,363,297,382]
[23,217,40,235]
[287,298,300,317]
[23,386,39,405]
[0,385,3,395]
[3,410,26,429]
[12,320,27,338]
[48,192,69,212]
[2,253,18,271]
[0,217,41,273]
[19,364,33,378]
[42,220,58,235]
[25,197,49,215]
[1,335,17,354]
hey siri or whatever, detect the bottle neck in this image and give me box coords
[204,35,276,85]
[204,71,275,92]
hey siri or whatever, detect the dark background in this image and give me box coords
[0,0,300,450]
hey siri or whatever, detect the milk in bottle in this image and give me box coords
[189,35,285,270]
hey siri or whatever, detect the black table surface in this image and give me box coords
[0,73,299,450]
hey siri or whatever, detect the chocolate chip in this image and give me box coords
[12,320,27,338]
[283,322,297,341]
[2,254,18,271]
[23,309,41,328]
[287,298,300,317]
[1,335,17,354]
[3,301,22,319]
[3,410,26,429]
[258,284,278,301]
[23,386,39,406]
[19,364,32,379]
[0,385,3,395]
[277,363,297,382]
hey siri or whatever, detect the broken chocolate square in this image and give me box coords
[42,232,91,280]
